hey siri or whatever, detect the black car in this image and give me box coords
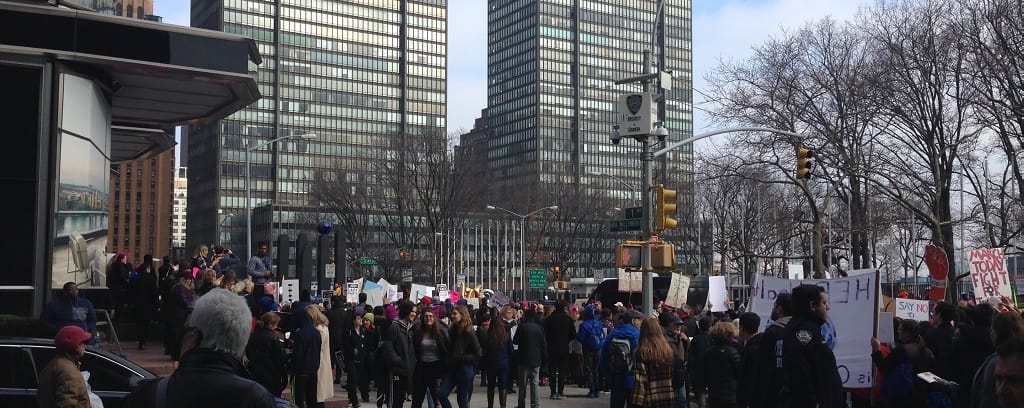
[588,275,710,311]
[0,337,156,408]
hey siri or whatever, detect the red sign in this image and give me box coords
[928,285,946,302]
[925,244,948,281]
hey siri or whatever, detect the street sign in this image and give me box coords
[359,257,378,265]
[401,268,413,283]
[325,264,336,279]
[610,219,643,232]
[624,207,642,220]
[529,269,547,289]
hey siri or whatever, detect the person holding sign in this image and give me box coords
[782,284,844,408]
[870,319,934,406]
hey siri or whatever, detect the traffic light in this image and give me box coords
[650,243,674,269]
[796,146,814,180]
[399,250,409,261]
[616,242,643,269]
[554,265,561,280]
[652,184,678,232]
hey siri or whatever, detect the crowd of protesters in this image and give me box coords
[38,248,1024,408]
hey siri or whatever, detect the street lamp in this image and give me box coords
[486,204,558,301]
[245,133,317,260]
[587,171,640,204]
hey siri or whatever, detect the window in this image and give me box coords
[126,5,133,18]
[0,346,35,389]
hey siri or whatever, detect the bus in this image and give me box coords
[587,275,709,312]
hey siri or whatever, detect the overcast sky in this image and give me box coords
[155,0,872,143]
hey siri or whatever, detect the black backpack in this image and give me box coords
[608,337,634,374]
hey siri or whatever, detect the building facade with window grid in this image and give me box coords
[185,0,448,257]
[107,150,175,263]
[485,0,700,270]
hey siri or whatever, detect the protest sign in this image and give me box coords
[894,298,930,322]
[437,284,450,301]
[708,276,728,312]
[970,247,1012,299]
[750,273,878,388]
[617,270,642,292]
[665,274,691,308]
[280,279,299,305]
[363,280,382,291]
[488,291,510,309]
[377,278,392,287]
[387,285,400,302]
[410,284,433,303]
[877,312,895,344]
[466,298,480,309]
[346,282,360,304]
[364,287,385,307]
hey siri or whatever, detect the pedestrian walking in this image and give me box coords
[703,322,741,408]
[246,312,289,397]
[754,293,790,408]
[378,300,417,408]
[165,271,197,363]
[600,309,643,408]
[737,313,761,408]
[481,307,514,408]
[38,326,93,408]
[439,305,481,408]
[513,303,547,408]
[344,313,372,407]
[129,262,159,351]
[632,317,676,408]
[291,305,323,408]
[543,300,576,400]
[411,308,448,408]
[308,305,336,406]
[782,284,844,408]
[576,304,605,398]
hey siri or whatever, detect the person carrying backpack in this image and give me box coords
[577,305,605,398]
[599,310,643,408]
[871,319,934,407]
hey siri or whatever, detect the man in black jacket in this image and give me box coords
[126,289,275,407]
[543,300,576,399]
[379,300,417,408]
[737,312,761,408]
[782,285,843,408]
[327,298,354,384]
[754,292,791,408]
[514,304,547,408]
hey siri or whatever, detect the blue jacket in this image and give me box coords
[289,307,321,375]
[41,296,96,336]
[599,323,640,391]
[577,318,605,351]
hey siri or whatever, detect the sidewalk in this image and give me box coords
[111,342,350,408]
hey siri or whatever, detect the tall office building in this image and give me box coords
[485,0,696,266]
[487,0,692,202]
[113,0,153,19]
[107,149,175,263]
[172,167,188,259]
[185,0,448,256]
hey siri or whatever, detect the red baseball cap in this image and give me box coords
[54,326,91,351]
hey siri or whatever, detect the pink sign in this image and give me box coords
[969,247,1012,299]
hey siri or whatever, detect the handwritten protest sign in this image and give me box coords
[750,273,878,388]
[346,282,360,304]
[970,247,1012,299]
[617,270,642,292]
[665,274,691,308]
[894,298,930,322]
[877,312,895,344]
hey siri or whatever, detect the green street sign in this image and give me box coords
[358,257,378,265]
[529,269,547,289]
[610,219,643,232]
[624,206,643,220]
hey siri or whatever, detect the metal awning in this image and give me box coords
[0,0,261,150]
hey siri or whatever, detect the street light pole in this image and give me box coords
[245,133,317,261]
[486,204,558,301]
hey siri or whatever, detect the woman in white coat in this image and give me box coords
[307,305,335,406]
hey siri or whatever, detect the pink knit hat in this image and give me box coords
[385,304,398,320]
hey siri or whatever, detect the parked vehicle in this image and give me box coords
[0,337,156,408]
[587,275,710,311]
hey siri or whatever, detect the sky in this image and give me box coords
[155,0,872,144]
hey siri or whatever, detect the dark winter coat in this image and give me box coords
[289,307,322,375]
[543,308,576,362]
[739,333,761,408]
[246,326,288,397]
[702,342,741,406]
[129,271,159,322]
[380,319,417,378]
[126,348,274,408]
[513,317,548,369]
[447,324,482,369]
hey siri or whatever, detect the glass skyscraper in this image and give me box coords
[487,0,692,200]
[185,0,448,255]
[486,0,696,265]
